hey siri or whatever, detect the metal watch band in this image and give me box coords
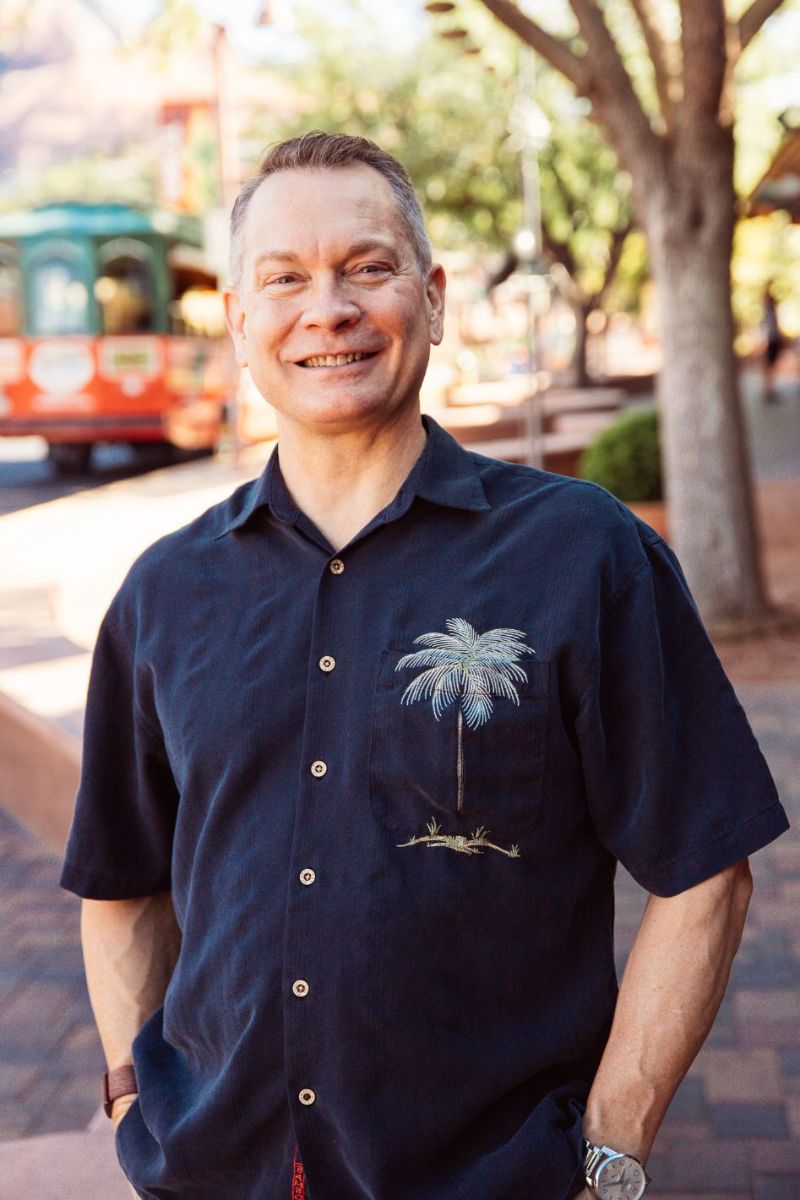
[584,1138,606,1180]
[103,1065,139,1118]
[583,1137,650,1193]
[583,1137,651,1196]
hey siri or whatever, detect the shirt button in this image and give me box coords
[292,979,310,997]
[310,760,327,778]
[298,1088,316,1106]
[329,558,345,575]
[319,655,336,672]
[299,868,316,885]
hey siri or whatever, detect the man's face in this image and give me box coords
[224,163,446,436]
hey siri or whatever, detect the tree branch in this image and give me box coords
[594,220,632,307]
[737,0,785,53]
[678,0,727,125]
[542,220,577,279]
[569,0,661,175]
[476,0,587,90]
[628,0,677,127]
[541,229,583,303]
[477,0,668,206]
[485,250,517,292]
[545,168,582,273]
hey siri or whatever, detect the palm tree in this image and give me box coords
[396,618,536,815]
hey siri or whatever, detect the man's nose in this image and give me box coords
[299,279,361,330]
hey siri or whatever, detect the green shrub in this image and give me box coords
[578,406,663,502]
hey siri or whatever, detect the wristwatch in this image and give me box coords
[103,1065,139,1118]
[583,1138,649,1199]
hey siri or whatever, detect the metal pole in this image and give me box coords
[517,47,545,469]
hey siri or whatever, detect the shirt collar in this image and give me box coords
[215,415,490,539]
[414,415,491,513]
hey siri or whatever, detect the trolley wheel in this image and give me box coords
[130,442,217,467]
[129,441,177,468]
[48,442,92,474]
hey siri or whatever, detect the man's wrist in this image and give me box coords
[583,1103,651,1165]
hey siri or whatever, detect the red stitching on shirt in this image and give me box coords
[292,1144,306,1199]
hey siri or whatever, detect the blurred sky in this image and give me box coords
[94,0,425,61]
[92,0,800,107]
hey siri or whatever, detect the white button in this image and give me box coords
[292,979,309,997]
[298,1088,316,1106]
[299,868,316,885]
[329,558,345,575]
[310,760,327,778]
[319,655,336,672]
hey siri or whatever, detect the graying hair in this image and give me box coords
[228,131,432,288]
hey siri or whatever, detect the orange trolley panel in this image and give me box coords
[0,335,231,449]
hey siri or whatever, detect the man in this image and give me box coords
[62,132,788,1200]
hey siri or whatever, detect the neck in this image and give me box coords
[275,408,427,551]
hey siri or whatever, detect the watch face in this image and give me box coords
[595,1154,647,1200]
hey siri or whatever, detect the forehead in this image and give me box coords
[241,163,408,261]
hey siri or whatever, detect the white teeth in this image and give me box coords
[303,352,366,368]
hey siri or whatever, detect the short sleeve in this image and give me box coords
[575,535,788,896]
[59,598,178,899]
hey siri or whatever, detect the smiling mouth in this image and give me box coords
[298,352,377,368]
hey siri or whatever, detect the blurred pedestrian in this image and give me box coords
[762,284,786,403]
[61,132,788,1200]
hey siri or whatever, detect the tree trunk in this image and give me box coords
[569,299,592,387]
[642,136,767,630]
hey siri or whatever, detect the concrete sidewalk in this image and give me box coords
[0,441,271,848]
[0,443,271,1198]
[0,380,798,1198]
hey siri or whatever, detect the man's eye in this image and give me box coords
[270,275,298,286]
[355,264,390,277]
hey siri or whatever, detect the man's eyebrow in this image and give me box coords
[252,250,303,268]
[344,238,399,259]
[252,239,399,270]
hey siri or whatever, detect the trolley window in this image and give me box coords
[29,242,89,336]
[168,245,226,338]
[95,238,157,335]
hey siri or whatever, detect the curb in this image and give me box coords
[0,690,79,854]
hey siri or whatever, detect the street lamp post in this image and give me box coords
[510,46,551,469]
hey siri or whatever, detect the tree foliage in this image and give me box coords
[270,3,643,321]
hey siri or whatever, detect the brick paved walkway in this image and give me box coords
[0,807,103,1142]
[614,683,800,1197]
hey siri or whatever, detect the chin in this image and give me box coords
[285,394,404,431]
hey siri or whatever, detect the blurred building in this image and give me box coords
[748,118,800,222]
[0,0,300,214]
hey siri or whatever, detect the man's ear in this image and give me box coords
[426,263,446,346]
[224,289,248,367]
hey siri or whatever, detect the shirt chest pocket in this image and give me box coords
[369,647,549,851]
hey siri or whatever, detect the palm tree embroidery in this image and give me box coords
[396,618,536,817]
[397,816,521,859]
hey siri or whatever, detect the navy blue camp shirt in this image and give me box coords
[61,415,788,1200]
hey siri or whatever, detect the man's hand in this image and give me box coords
[111,1092,139,1130]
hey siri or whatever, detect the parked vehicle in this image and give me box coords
[0,203,233,471]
